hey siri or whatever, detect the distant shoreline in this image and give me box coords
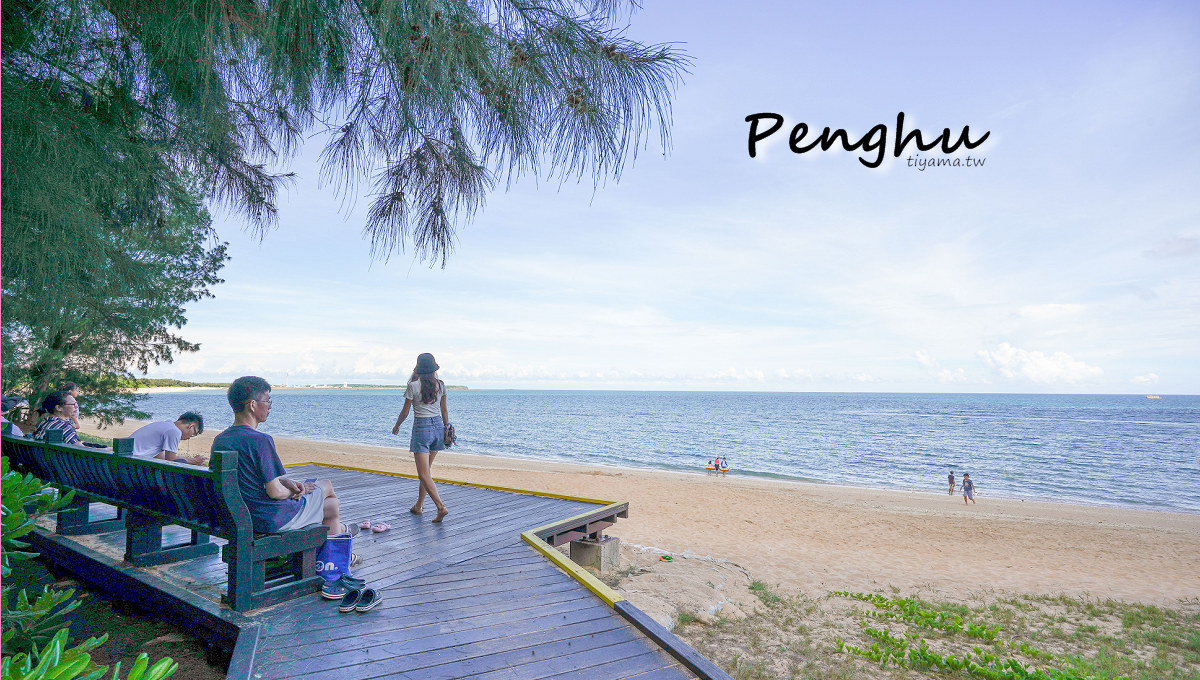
[134,385,469,393]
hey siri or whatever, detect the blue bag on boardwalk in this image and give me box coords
[316,534,354,582]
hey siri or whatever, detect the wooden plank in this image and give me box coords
[463,639,681,680]
[613,664,698,680]
[26,463,721,680]
[259,595,609,664]
[261,576,591,637]
[262,617,630,680]
[614,601,733,680]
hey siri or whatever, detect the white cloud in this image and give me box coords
[1131,373,1160,385]
[1017,304,1085,320]
[914,350,968,383]
[977,343,1103,384]
[1145,236,1199,259]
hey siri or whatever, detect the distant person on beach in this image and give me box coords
[32,391,82,445]
[58,382,82,430]
[131,412,207,464]
[949,471,956,495]
[212,376,354,536]
[392,353,451,523]
[961,473,976,505]
[718,457,729,477]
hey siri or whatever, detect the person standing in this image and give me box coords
[392,353,450,523]
[948,470,956,495]
[961,473,976,505]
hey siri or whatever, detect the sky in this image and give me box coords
[153,0,1200,394]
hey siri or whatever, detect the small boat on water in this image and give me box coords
[1146,395,1162,399]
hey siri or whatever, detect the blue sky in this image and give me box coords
[155,0,1200,393]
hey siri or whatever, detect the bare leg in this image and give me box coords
[316,480,341,533]
[411,451,440,513]
[413,451,448,522]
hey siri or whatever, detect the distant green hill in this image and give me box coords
[129,379,467,390]
[128,378,228,388]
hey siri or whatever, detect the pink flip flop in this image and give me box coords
[358,520,371,530]
[371,522,391,533]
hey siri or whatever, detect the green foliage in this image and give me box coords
[749,580,783,606]
[2,586,82,657]
[832,591,1105,680]
[2,0,689,267]
[1,457,74,577]
[1,196,228,424]
[0,629,178,680]
[0,458,177,680]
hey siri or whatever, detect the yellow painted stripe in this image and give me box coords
[525,503,628,539]
[288,461,617,505]
[521,530,625,605]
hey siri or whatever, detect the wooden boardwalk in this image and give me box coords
[35,464,713,680]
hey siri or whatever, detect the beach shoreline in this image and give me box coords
[87,417,1200,612]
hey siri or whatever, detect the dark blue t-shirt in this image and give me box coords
[211,425,301,533]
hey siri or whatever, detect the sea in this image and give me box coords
[134,390,1200,514]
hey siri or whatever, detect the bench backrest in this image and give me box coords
[1,433,254,542]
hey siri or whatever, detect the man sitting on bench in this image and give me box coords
[212,376,358,537]
[130,412,207,465]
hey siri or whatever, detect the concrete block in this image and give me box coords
[570,535,620,572]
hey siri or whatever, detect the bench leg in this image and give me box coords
[57,499,125,536]
[125,512,218,567]
[222,534,324,612]
[223,541,258,613]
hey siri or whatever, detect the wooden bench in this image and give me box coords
[1,432,328,612]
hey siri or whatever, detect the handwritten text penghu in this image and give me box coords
[745,111,990,168]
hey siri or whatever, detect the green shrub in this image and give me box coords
[0,456,177,679]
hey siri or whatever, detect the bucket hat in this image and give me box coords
[415,353,439,374]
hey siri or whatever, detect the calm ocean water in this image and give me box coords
[136,390,1200,513]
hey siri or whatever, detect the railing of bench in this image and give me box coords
[1,433,325,612]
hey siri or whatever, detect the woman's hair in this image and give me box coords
[409,370,441,405]
[38,390,71,416]
[227,376,271,413]
[58,382,79,393]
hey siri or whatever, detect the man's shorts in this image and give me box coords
[278,485,328,531]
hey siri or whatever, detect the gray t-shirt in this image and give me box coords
[211,425,300,533]
[130,420,182,459]
[405,379,444,418]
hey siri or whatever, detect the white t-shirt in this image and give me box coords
[130,420,182,459]
[405,379,444,419]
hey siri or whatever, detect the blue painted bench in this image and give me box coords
[1,432,327,612]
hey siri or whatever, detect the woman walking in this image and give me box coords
[392,353,450,523]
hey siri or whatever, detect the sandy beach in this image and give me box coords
[87,416,1200,619]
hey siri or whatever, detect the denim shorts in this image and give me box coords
[410,416,446,453]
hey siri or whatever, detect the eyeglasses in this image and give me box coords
[253,398,272,405]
